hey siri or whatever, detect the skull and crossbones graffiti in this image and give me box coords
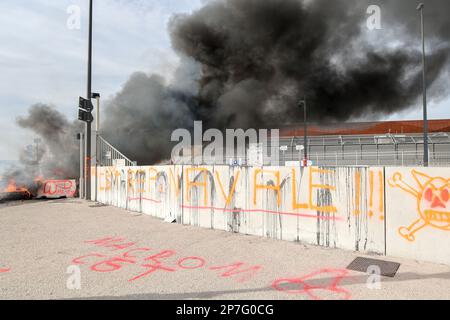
[389,170,450,242]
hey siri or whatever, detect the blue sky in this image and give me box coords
[0,0,448,160]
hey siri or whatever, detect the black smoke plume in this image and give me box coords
[0,104,82,193]
[16,104,82,178]
[100,0,450,165]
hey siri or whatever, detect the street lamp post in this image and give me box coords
[298,98,308,165]
[417,3,429,167]
[85,0,93,199]
[91,92,100,203]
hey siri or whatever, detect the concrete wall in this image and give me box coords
[37,180,77,199]
[386,167,450,265]
[92,165,450,266]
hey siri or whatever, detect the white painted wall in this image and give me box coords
[386,167,450,265]
[91,164,450,265]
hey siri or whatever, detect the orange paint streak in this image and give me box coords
[185,168,209,206]
[169,168,181,199]
[99,171,106,191]
[369,171,374,218]
[147,168,158,194]
[292,169,308,210]
[253,169,281,207]
[216,170,240,207]
[379,171,384,220]
[127,169,136,194]
[309,168,337,213]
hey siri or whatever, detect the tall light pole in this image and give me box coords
[298,98,308,165]
[417,3,429,167]
[85,0,93,199]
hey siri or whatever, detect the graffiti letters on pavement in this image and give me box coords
[73,236,352,300]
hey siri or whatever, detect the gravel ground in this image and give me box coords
[0,198,449,300]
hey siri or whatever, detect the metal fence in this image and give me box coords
[96,135,137,167]
[93,132,450,168]
[278,133,450,167]
[302,151,450,167]
[196,133,450,167]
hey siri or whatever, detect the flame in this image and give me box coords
[4,179,32,198]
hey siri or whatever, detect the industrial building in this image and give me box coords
[278,119,450,167]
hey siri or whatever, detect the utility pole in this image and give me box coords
[91,92,100,203]
[417,3,429,167]
[78,133,85,199]
[298,98,308,166]
[85,0,93,199]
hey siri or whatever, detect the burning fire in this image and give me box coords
[2,179,32,199]
[1,174,77,201]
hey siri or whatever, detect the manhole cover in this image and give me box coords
[347,257,401,278]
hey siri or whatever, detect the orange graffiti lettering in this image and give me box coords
[216,170,240,207]
[169,167,181,199]
[185,168,209,206]
[292,169,308,210]
[253,169,281,207]
[309,168,337,213]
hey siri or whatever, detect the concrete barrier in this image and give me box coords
[37,180,77,199]
[92,165,450,265]
[386,167,450,265]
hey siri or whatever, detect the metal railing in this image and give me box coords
[93,132,450,168]
[96,135,137,167]
[296,151,450,167]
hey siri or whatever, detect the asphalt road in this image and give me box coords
[0,198,449,300]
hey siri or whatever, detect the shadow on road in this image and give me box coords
[67,269,450,300]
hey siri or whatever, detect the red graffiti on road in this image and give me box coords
[272,268,351,300]
[74,236,352,300]
[75,237,262,284]
[0,268,10,274]
[209,262,263,283]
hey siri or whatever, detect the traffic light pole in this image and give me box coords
[85,0,93,200]
[303,98,308,163]
[298,98,308,166]
[418,4,429,167]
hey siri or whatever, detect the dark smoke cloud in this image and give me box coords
[100,0,450,165]
[1,104,82,189]
[101,72,197,165]
[169,0,449,124]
